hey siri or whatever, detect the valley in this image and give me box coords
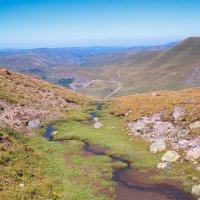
[1,38,200,200]
[2,37,198,99]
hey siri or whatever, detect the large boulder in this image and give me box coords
[173,107,185,121]
[161,151,180,162]
[157,162,171,169]
[150,140,166,153]
[28,119,41,129]
[189,121,200,129]
[186,147,200,161]
[192,185,200,195]
[94,122,104,129]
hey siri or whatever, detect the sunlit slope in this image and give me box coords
[83,37,200,96]
[0,68,89,132]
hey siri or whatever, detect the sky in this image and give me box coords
[0,0,200,48]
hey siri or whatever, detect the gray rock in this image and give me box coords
[173,107,185,121]
[189,121,200,129]
[186,147,200,161]
[134,122,152,134]
[93,117,98,122]
[177,129,189,138]
[150,140,166,153]
[192,185,200,195]
[161,151,180,162]
[151,92,159,96]
[196,166,200,171]
[94,122,104,129]
[157,162,171,169]
[140,127,152,134]
[28,119,41,129]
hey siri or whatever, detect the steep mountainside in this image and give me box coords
[75,37,200,97]
[0,68,88,133]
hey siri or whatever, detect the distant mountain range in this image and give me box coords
[2,38,200,97]
[72,37,200,97]
[0,42,178,71]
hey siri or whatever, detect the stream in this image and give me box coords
[44,104,196,200]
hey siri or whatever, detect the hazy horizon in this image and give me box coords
[0,37,183,49]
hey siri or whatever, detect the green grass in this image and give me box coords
[53,103,200,195]
[54,104,162,169]
[0,124,115,200]
[1,102,199,199]
[0,128,62,200]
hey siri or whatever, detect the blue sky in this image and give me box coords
[0,0,200,48]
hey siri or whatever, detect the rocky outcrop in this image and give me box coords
[157,162,171,169]
[173,107,185,121]
[189,121,200,129]
[150,140,166,153]
[177,129,189,138]
[128,112,200,152]
[186,147,200,161]
[192,185,200,195]
[161,151,180,162]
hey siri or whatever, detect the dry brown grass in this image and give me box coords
[110,88,200,124]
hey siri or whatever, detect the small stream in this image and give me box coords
[44,104,196,200]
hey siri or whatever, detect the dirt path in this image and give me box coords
[104,79,122,99]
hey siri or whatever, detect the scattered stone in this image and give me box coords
[157,162,171,169]
[151,92,160,96]
[2,69,11,75]
[93,117,98,122]
[186,147,200,161]
[189,121,200,129]
[173,107,185,121]
[177,129,189,138]
[128,111,200,152]
[112,126,116,129]
[150,140,166,153]
[161,151,180,162]
[196,166,200,171]
[19,183,24,188]
[52,131,58,135]
[94,122,104,129]
[192,185,200,195]
[125,112,129,119]
[192,176,198,181]
[28,119,41,129]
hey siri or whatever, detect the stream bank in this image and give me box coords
[44,103,196,200]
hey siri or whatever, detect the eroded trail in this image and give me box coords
[44,104,195,200]
[104,79,122,99]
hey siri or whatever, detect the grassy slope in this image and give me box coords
[110,87,200,123]
[0,68,87,106]
[77,80,118,99]
[62,37,200,97]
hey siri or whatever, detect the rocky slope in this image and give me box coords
[0,68,88,134]
[110,88,200,196]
